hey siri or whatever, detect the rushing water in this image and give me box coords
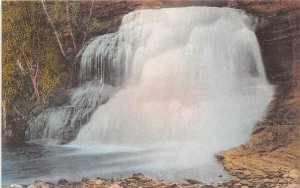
[2,144,230,185]
[5,7,274,184]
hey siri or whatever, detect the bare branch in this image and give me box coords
[82,0,94,45]
[2,101,7,131]
[65,0,77,51]
[34,63,39,80]
[41,0,67,58]
[16,59,26,75]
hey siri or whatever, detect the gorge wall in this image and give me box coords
[78,0,299,181]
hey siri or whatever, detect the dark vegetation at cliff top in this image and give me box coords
[2,1,112,145]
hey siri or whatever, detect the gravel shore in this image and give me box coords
[3,172,299,188]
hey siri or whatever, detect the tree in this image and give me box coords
[41,0,96,60]
[2,1,104,144]
[41,0,67,58]
[2,1,65,133]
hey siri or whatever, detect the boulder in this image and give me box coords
[57,178,69,185]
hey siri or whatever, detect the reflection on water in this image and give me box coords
[2,143,230,185]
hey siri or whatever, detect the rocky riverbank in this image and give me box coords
[3,172,299,188]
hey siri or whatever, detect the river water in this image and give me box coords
[2,143,230,185]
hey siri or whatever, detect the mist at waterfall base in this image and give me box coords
[3,7,274,184]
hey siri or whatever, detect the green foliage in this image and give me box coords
[39,52,62,98]
[2,1,108,141]
[2,63,25,101]
[46,1,82,44]
[2,1,65,118]
[45,1,107,48]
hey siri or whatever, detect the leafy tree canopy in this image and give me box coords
[2,1,65,117]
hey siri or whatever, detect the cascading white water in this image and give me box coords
[68,7,274,180]
[25,6,274,181]
[26,80,115,143]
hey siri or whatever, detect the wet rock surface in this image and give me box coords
[3,173,300,188]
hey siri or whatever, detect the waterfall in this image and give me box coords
[72,7,273,178]
[25,35,121,143]
[73,7,273,146]
[27,6,273,180]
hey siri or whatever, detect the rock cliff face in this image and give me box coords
[80,0,299,184]
[217,1,300,183]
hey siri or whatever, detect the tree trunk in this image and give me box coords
[30,64,40,99]
[16,59,40,99]
[41,0,67,58]
[65,0,77,51]
[2,100,7,132]
[82,0,94,45]
[30,76,40,99]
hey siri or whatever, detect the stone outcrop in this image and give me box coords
[216,1,300,184]
[3,173,299,188]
